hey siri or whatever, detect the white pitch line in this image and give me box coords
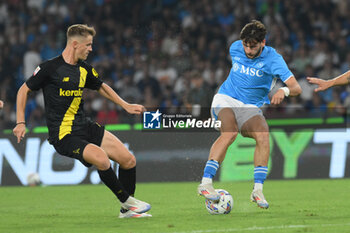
[173,222,350,233]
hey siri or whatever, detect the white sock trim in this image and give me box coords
[254,183,263,191]
[201,177,213,184]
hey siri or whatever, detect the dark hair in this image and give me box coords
[240,20,266,43]
[66,24,96,39]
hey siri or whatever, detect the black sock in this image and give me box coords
[118,166,136,196]
[119,166,136,212]
[98,166,129,203]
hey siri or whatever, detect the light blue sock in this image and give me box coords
[203,160,219,179]
[254,166,268,184]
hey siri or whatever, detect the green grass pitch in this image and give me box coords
[1,179,350,233]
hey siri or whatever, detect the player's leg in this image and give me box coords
[241,115,269,167]
[82,143,129,202]
[241,115,270,209]
[54,134,129,202]
[53,132,150,218]
[100,130,151,218]
[87,123,137,196]
[101,130,136,195]
[209,109,239,163]
[198,108,239,200]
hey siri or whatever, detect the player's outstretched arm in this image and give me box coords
[98,83,146,115]
[13,83,30,143]
[0,100,3,109]
[271,76,302,105]
[307,70,350,92]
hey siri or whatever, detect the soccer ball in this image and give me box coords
[205,189,233,215]
[27,172,41,186]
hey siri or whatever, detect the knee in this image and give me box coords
[121,154,136,169]
[220,131,238,145]
[94,153,111,170]
[254,131,270,145]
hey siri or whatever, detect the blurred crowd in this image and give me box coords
[0,0,349,129]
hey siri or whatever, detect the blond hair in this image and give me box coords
[66,24,96,40]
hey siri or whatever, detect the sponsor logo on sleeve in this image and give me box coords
[33,66,41,76]
[92,68,99,78]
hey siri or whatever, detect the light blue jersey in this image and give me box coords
[218,40,293,107]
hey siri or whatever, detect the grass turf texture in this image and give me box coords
[1,179,350,233]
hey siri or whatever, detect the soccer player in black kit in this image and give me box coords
[13,24,151,218]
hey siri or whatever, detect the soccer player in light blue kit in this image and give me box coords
[198,20,302,208]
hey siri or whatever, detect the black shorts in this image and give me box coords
[52,122,105,167]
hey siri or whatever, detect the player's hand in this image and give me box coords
[0,100,3,109]
[13,124,26,143]
[271,89,285,105]
[307,77,331,92]
[125,103,146,115]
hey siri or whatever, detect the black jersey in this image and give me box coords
[26,55,103,144]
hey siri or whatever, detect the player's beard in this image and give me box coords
[246,46,263,59]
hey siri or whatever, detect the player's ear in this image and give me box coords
[72,40,79,49]
[261,39,266,47]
